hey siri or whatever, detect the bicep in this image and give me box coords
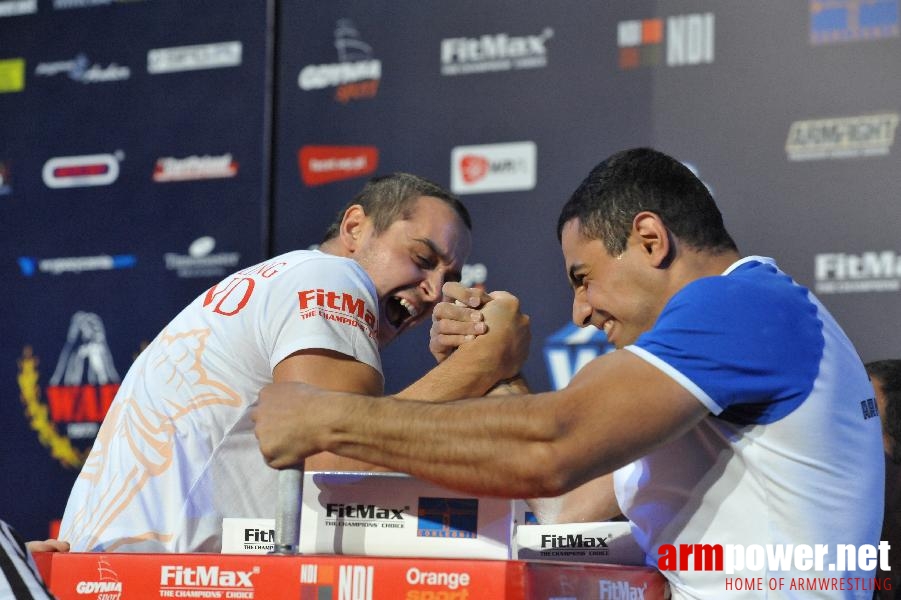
[273,349,383,395]
[553,349,709,485]
[272,349,385,472]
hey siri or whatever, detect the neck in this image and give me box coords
[318,238,350,258]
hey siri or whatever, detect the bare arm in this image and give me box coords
[254,348,709,498]
[272,349,384,472]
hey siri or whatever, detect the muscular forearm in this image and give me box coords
[317,390,573,498]
[395,342,501,402]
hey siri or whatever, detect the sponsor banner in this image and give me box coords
[52,0,148,9]
[785,113,899,161]
[300,472,514,559]
[221,518,275,555]
[164,237,241,279]
[34,53,130,83]
[514,521,646,566]
[42,152,122,188]
[0,0,37,17]
[543,323,614,391]
[450,141,536,195]
[440,27,554,76]
[40,552,669,599]
[153,153,238,182]
[0,57,25,93]
[298,145,379,186]
[298,18,381,103]
[17,313,122,468]
[618,12,714,69]
[814,250,901,294]
[18,254,137,276]
[147,41,243,74]
[810,0,899,45]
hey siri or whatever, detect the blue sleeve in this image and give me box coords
[628,266,824,424]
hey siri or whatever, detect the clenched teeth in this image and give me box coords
[398,297,419,318]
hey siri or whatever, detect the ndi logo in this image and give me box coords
[417,497,478,538]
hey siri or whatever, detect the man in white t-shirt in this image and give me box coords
[58,172,530,553]
[254,150,882,599]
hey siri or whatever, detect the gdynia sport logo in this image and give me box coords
[658,542,892,593]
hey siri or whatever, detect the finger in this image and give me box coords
[430,333,476,352]
[442,282,491,307]
[431,315,487,336]
[432,301,485,324]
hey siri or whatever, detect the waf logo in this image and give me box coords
[417,497,479,539]
[75,557,122,600]
[450,141,536,195]
[298,289,377,339]
[42,152,122,188]
[617,13,714,69]
[298,18,381,103]
[18,312,121,468]
[298,145,379,187]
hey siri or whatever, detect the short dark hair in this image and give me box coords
[866,359,901,463]
[322,172,471,243]
[556,147,738,255]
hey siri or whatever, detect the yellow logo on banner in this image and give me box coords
[18,347,88,468]
[0,58,26,93]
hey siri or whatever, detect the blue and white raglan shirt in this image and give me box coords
[59,250,382,553]
[614,257,884,599]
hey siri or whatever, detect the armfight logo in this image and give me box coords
[450,141,536,195]
[810,0,899,44]
[17,312,122,468]
[298,18,380,103]
[785,113,899,160]
[814,250,901,293]
[617,12,714,69]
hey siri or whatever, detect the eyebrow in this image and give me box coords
[414,237,462,281]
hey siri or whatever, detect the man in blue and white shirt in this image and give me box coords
[253,148,883,599]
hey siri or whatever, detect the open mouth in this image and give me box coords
[385,296,420,329]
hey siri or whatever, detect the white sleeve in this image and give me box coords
[261,256,382,377]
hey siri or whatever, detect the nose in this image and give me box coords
[420,270,443,304]
[571,290,592,328]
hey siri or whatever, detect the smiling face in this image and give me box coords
[560,217,664,349]
[351,195,471,347]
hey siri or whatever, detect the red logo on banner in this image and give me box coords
[298,146,379,186]
[460,155,489,184]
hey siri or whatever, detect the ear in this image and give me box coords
[631,211,672,268]
[338,204,367,252]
